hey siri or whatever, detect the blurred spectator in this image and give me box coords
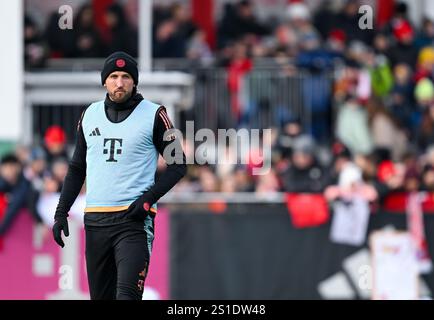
[198,166,219,192]
[325,141,377,201]
[375,155,406,198]
[297,35,335,142]
[153,18,186,58]
[43,126,69,169]
[171,164,201,193]
[0,155,24,190]
[72,4,104,57]
[403,164,421,192]
[370,54,394,99]
[232,165,255,192]
[244,128,277,177]
[24,14,48,69]
[415,18,434,50]
[187,29,213,62]
[24,147,47,227]
[44,10,76,58]
[417,99,434,151]
[422,163,434,191]
[313,0,339,40]
[104,3,138,57]
[286,2,322,53]
[152,2,200,59]
[24,147,47,189]
[334,0,374,45]
[414,46,434,83]
[344,41,374,103]
[282,135,326,193]
[354,153,377,183]
[153,3,173,29]
[334,60,360,103]
[389,63,415,130]
[276,118,303,162]
[415,77,434,106]
[366,97,408,161]
[220,174,237,193]
[325,29,347,55]
[226,42,252,124]
[384,1,411,31]
[217,0,270,49]
[373,32,391,56]
[171,3,197,44]
[43,158,69,194]
[324,141,352,183]
[0,154,31,236]
[267,23,299,59]
[255,169,281,195]
[414,78,434,137]
[421,146,434,191]
[324,161,378,202]
[14,144,31,166]
[215,145,237,179]
[335,96,373,155]
[388,19,418,68]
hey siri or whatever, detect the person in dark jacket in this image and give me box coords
[0,154,31,236]
[217,0,270,49]
[72,4,104,57]
[104,3,138,57]
[282,135,326,193]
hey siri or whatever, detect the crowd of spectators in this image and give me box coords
[10,0,434,235]
[0,126,74,236]
[25,2,138,68]
[167,0,434,213]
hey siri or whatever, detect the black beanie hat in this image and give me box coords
[101,51,138,85]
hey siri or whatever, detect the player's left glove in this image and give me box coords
[127,192,156,220]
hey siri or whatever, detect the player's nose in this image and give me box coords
[115,78,125,88]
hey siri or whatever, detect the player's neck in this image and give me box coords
[105,92,142,111]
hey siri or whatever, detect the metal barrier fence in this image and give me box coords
[24,70,194,145]
[26,61,335,144]
[177,66,334,142]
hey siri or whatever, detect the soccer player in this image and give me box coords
[52,51,187,300]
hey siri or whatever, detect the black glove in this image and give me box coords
[126,192,156,221]
[52,215,69,248]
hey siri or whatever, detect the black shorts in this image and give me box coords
[84,215,155,300]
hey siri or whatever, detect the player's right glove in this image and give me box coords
[52,214,69,248]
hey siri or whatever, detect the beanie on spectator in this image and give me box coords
[44,126,66,146]
[393,20,413,42]
[377,160,396,183]
[101,51,138,86]
[418,47,434,66]
[292,135,315,155]
[332,141,352,160]
[0,153,20,165]
[328,29,347,44]
[286,3,310,21]
[415,78,434,102]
